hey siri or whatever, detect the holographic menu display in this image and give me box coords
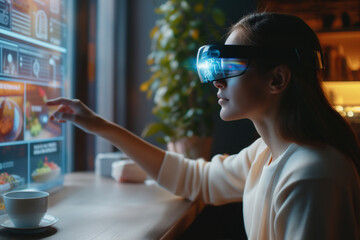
[0,0,68,206]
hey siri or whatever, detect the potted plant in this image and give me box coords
[140,0,225,159]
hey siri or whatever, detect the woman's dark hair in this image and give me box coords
[231,12,360,175]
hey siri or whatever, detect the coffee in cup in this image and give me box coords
[3,190,49,228]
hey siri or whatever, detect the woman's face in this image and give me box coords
[214,29,273,121]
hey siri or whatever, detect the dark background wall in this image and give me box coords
[126,0,258,157]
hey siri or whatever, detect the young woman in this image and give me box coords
[48,12,360,239]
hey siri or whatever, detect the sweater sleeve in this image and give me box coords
[156,138,264,205]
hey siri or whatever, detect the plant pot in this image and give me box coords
[167,136,213,161]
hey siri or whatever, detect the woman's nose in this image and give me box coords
[213,79,227,88]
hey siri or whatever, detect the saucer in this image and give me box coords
[0,213,58,234]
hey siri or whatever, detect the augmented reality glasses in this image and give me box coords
[196,45,324,83]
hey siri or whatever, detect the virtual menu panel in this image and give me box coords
[0,38,65,84]
[0,140,63,211]
[0,0,67,47]
[0,0,68,200]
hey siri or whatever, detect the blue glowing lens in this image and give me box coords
[197,46,249,83]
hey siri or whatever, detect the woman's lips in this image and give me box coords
[217,94,229,104]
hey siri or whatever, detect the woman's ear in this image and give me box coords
[269,64,291,94]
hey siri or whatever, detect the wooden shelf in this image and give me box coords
[317,30,360,80]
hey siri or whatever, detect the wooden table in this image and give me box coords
[0,172,204,240]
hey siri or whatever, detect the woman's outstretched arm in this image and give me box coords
[47,97,166,179]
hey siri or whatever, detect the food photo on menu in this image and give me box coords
[30,141,62,185]
[0,82,25,143]
[0,144,28,211]
[32,156,61,183]
[25,85,62,140]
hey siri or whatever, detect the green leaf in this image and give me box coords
[142,123,163,137]
[155,136,167,144]
[141,122,173,138]
[38,160,44,168]
[212,8,225,27]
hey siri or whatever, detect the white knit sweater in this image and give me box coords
[157,138,360,240]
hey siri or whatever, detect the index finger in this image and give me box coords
[46,97,79,108]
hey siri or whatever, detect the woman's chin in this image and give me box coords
[219,108,246,121]
[219,111,236,121]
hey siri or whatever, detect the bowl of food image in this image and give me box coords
[0,98,23,142]
[0,172,24,194]
[32,157,61,183]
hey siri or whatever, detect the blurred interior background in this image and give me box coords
[70,0,360,238]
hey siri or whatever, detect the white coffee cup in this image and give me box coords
[3,190,49,228]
